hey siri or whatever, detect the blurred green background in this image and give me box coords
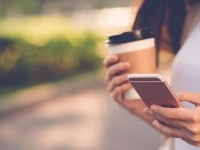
[0,0,133,92]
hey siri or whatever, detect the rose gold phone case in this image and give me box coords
[128,74,182,108]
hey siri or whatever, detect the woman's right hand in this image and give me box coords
[103,54,132,104]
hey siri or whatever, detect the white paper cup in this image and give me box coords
[107,38,155,54]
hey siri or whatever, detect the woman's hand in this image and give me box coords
[103,54,132,103]
[103,55,156,124]
[144,92,200,147]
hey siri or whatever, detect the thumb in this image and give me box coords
[177,92,200,106]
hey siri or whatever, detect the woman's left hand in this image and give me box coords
[144,92,200,147]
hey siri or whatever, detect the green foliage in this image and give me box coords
[0,32,102,88]
[0,0,133,17]
[0,0,38,16]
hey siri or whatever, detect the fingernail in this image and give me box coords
[151,105,156,110]
[123,62,130,68]
[153,120,159,127]
[111,55,117,61]
[150,105,155,110]
[143,107,151,113]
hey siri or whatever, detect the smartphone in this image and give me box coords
[128,74,182,108]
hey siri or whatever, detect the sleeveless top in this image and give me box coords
[170,3,200,150]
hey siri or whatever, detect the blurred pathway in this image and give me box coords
[0,77,161,150]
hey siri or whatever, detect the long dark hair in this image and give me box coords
[133,0,199,54]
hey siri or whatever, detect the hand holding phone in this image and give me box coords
[128,74,182,108]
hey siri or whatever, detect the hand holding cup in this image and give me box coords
[105,28,156,100]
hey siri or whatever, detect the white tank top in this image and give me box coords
[170,3,200,150]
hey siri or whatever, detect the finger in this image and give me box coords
[177,92,200,105]
[144,107,191,129]
[105,62,130,82]
[182,137,200,147]
[103,55,118,68]
[107,74,129,92]
[152,120,191,139]
[151,112,190,129]
[111,86,123,102]
[121,83,132,94]
[150,105,196,122]
[111,83,132,102]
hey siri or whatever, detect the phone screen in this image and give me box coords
[128,74,182,108]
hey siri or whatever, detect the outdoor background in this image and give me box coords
[0,0,174,150]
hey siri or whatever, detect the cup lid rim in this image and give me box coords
[107,28,154,44]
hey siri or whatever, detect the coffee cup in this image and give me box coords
[106,28,156,100]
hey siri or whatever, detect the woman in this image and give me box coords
[103,0,200,149]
